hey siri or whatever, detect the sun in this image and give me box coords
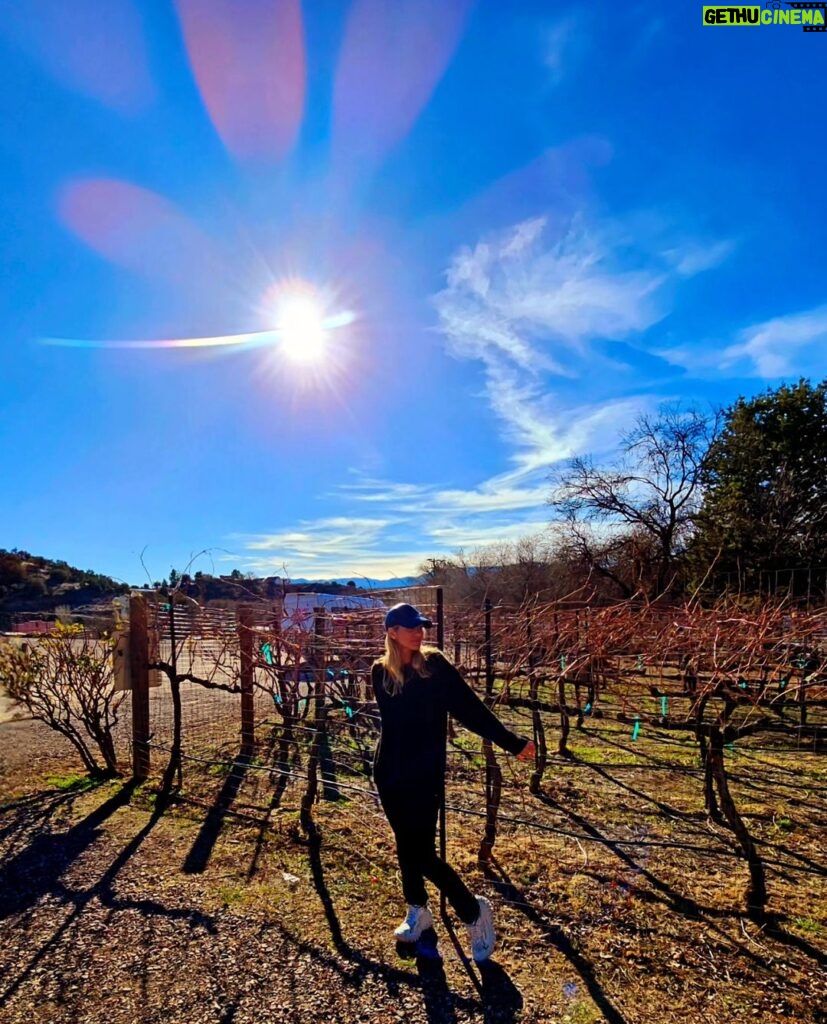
[264,280,356,372]
[276,293,328,364]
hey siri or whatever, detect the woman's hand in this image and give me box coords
[516,739,536,762]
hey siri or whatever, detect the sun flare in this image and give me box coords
[40,280,358,378]
[259,280,354,385]
[276,293,328,364]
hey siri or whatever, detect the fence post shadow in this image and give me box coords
[0,779,138,921]
[478,960,523,1024]
[302,828,483,1023]
[182,752,253,875]
[534,787,703,919]
[1,783,217,1011]
[435,905,524,1024]
[764,917,827,970]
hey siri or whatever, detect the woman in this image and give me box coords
[371,602,535,962]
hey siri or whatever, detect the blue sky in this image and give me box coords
[1,0,825,586]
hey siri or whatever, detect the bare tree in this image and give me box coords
[549,406,719,598]
[421,536,580,607]
[0,624,125,777]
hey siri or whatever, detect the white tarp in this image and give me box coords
[281,592,386,632]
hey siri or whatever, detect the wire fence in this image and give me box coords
[125,590,827,758]
[2,578,825,961]
[107,590,827,913]
[6,588,825,921]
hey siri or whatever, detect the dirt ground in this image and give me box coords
[1,714,826,1024]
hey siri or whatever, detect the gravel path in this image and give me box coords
[0,720,549,1024]
[4,718,824,1024]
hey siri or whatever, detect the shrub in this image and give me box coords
[0,623,125,777]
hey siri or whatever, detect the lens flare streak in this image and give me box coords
[41,311,355,352]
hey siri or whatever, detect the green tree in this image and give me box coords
[693,378,827,593]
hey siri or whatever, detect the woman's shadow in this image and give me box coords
[478,959,524,1022]
[414,922,523,1024]
[306,830,523,1024]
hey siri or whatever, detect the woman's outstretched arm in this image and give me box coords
[438,654,529,755]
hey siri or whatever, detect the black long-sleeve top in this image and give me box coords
[371,650,529,795]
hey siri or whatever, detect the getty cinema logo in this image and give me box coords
[703,2,826,29]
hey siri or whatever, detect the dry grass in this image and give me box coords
[1,709,825,1024]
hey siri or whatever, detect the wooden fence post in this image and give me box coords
[238,605,255,757]
[484,598,493,696]
[300,608,327,835]
[478,597,502,865]
[129,594,150,781]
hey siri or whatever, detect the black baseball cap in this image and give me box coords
[384,603,432,630]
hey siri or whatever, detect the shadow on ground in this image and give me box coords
[302,830,529,1023]
[0,780,216,1011]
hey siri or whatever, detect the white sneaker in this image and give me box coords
[393,904,433,943]
[466,896,495,962]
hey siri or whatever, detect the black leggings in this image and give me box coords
[379,785,479,923]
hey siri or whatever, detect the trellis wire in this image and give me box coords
[119,589,826,919]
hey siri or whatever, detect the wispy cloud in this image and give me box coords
[436,215,667,359]
[235,213,732,580]
[664,239,735,277]
[231,515,436,581]
[432,214,703,476]
[661,304,827,378]
[335,478,434,504]
[723,306,827,376]
[232,498,557,580]
[234,469,562,578]
[237,548,433,583]
[426,517,551,549]
[338,472,549,515]
[542,15,581,87]
[233,516,395,560]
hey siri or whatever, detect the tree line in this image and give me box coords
[420,378,827,605]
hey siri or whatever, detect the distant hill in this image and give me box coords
[0,549,426,628]
[168,573,425,602]
[0,548,129,628]
[289,576,425,590]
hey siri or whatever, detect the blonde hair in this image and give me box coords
[378,632,438,695]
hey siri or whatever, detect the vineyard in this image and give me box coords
[1,588,826,1023]
[118,589,824,902]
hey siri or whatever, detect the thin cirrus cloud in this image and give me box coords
[239,517,395,557]
[543,15,581,86]
[434,214,668,368]
[496,392,659,475]
[233,515,427,581]
[426,518,552,550]
[234,473,558,579]
[334,390,650,533]
[432,213,704,472]
[234,497,554,580]
[335,478,437,505]
[660,304,827,378]
[338,473,550,514]
[235,517,412,578]
[664,239,736,277]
